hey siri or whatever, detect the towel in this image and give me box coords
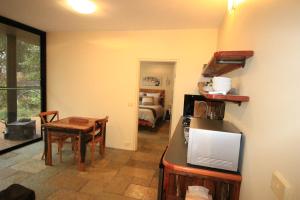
[185,186,212,200]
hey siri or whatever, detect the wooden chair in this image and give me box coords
[39,111,71,162]
[88,116,108,165]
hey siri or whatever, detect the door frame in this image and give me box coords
[134,59,177,150]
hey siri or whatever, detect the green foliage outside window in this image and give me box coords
[0,34,7,120]
[0,33,41,121]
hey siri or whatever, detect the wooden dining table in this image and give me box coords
[43,116,102,171]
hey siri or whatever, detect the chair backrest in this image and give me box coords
[39,111,59,125]
[92,116,109,136]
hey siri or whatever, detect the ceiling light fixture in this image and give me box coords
[67,0,97,14]
[228,0,245,12]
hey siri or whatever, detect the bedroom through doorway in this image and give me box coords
[137,61,175,152]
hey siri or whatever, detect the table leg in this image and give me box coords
[103,126,106,154]
[46,130,52,166]
[78,132,86,171]
[43,129,47,161]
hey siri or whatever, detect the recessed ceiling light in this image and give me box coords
[67,0,97,14]
[228,0,245,12]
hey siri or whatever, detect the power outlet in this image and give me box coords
[271,171,291,200]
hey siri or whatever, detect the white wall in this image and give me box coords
[140,61,175,109]
[218,0,300,199]
[47,29,217,150]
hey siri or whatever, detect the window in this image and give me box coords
[0,17,46,153]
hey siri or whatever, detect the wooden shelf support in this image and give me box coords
[202,51,254,77]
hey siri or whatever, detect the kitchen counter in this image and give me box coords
[162,117,242,200]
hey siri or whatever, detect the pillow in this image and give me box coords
[146,93,161,105]
[146,93,160,98]
[139,92,146,103]
[139,92,145,97]
[142,96,154,105]
[151,97,160,105]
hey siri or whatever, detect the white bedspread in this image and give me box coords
[139,105,164,127]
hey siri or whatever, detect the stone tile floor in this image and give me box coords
[0,122,170,200]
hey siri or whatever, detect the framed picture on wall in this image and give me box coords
[142,76,161,87]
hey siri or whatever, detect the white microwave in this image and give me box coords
[187,118,243,172]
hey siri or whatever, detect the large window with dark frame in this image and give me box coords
[0,16,46,153]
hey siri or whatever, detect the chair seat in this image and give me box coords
[49,134,70,143]
[40,111,77,163]
[72,116,108,166]
[88,135,103,144]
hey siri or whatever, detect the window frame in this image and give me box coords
[0,16,46,154]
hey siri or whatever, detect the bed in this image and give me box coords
[138,89,165,128]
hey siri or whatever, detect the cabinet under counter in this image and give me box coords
[162,117,242,200]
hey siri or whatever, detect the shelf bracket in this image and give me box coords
[217,59,246,65]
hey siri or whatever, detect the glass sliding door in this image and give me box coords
[0,17,46,153]
[0,33,7,123]
[16,37,41,120]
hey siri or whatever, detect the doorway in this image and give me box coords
[137,61,175,152]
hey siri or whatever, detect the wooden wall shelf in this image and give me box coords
[199,91,249,105]
[202,51,254,77]
[198,83,250,105]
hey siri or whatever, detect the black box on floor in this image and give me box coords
[4,120,36,140]
[0,184,35,200]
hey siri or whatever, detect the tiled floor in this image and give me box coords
[0,122,170,200]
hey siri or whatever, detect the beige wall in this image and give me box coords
[218,0,300,199]
[140,61,175,109]
[47,29,217,150]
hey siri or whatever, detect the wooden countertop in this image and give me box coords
[163,117,242,182]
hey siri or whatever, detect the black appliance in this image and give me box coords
[183,94,205,117]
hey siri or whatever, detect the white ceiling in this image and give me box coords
[0,0,227,32]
